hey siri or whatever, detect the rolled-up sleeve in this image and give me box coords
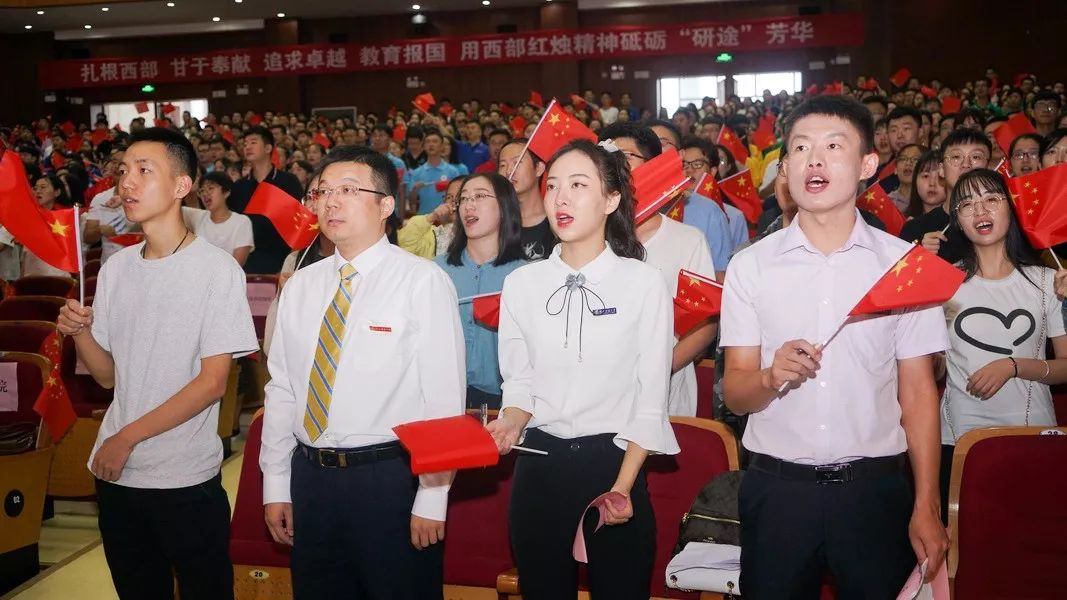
[618,276,680,455]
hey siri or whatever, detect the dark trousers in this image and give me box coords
[466,385,502,411]
[289,449,443,600]
[939,444,954,525]
[509,430,656,600]
[95,474,233,600]
[739,461,915,599]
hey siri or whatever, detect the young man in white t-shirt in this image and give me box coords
[58,127,258,600]
[195,171,254,266]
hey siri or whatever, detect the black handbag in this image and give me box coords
[673,470,743,555]
[0,422,37,455]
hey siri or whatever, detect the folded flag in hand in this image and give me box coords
[849,245,964,316]
[632,147,690,225]
[34,331,76,443]
[673,269,723,338]
[108,232,145,247]
[461,292,502,329]
[244,182,319,250]
[392,415,500,474]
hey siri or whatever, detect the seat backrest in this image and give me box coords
[60,336,112,415]
[0,352,51,430]
[443,451,518,588]
[0,296,66,322]
[11,276,76,298]
[83,259,102,279]
[950,426,1067,600]
[646,417,739,599]
[229,410,292,568]
[0,321,56,354]
[83,277,98,299]
[246,275,279,340]
[694,359,715,419]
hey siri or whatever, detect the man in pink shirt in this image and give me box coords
[720,96,949,598]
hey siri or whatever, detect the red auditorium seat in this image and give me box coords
[245,274,279,340]
[694,358,716,419]
[0,321,55,354]
[84,247,102,262]
[9,276,76,298]
[948,426,1067,599]
[0,296,66,322]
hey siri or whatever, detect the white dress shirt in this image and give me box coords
[260,235,466,521]
[719,211,948,465]
[643,217,717,417]
[499,243,680,455]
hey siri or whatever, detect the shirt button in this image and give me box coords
[819,381,827,388]
[822,298,830,305]
[570,442,581,451]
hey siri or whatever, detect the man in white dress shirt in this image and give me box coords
[260,146,465,599]
[721,96,949,598]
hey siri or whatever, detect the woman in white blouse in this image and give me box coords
[487,139,679,599]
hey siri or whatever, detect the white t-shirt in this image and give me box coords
[195,210,255,256]
[87,187,134,264]
[599,106,620,125]
[941,266,1064,444]
[643,216,717,417]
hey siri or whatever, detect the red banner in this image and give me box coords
[39,14,864,90]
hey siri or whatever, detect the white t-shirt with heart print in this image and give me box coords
[941,265,1065,444]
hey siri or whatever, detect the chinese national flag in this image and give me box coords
[221,129,235,144]
[161,102,177,115]
[719,169,762,225]
[889,67,911,88]
[752,113,777,152]
[90,128,110,147]
[248,114,263,126]
[527,100,598,161]
[1007,163,1067,249]
[271,147,282,169]
[34,331,76,443]
[569,94,589,111]
[108,233,145,247]
[509,116,528,137]
[849,245,965,316]
[940,95,962,115]
[857,182,906,237]
[632,147,690,225]
[499,102,515,116]
[244,182,319,250]
[392,415,499,474]
[666,199,685,222]
[471,293,502,329]
[821,82,844,96]
[692,171,725,213]
[439,103,454,118]
[876,160,897,182]
[392,121,407,143]
[0,151,79,272]
[134,101,149,114]
[528,90,544,108]
[717,125,749,163]
[860,78,879,91]
[412,93,436,114]
[993,113,1037,159]
[673,269,723,338]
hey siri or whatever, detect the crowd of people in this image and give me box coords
[1,65,1062,599]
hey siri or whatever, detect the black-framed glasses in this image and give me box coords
[306,185,387,203]
[681,159,708,170]
[621,150,646,163]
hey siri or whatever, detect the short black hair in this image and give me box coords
[699,115,725,127]
[940,127,992,154]
[598,122,663,159]
[955,107,986,129]
[499,137,543,166]
[862,96,889,111]
[422,127,444,141]
[487,128,511,141]
[1033,91,1061,109]
[886,106,922,129]
[243,125,273,148]
[1041,128,1067,158]
[313,144,399,198]
[678,136,720,167]
[649,119,683,146]
[372,124,393,137]
[128,127,198,179]
[782,95,875,154]
[200,170,233,193]
[406,125,425,141]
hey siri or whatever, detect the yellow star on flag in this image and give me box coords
[548,113,561,126]
[47,375,56,387]
[309,223,319,231]
[703,181,715,194]
[688,276,702,287]
[49,219,69,237]
[891,258,909,277]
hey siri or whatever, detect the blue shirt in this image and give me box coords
[435,251,527,395]
[683,192,735,271]
[408,160,463,215]
[456,141,489,174]
[723,203,749,250]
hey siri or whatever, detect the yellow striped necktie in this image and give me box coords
[304,263,357,441]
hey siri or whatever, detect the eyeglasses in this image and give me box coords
[1034,102,1059,113]
[681,159,708,170]
[943,152,989,168]
[621,150,647,163]
[457,192,496,207]
[895,156,920,165]
[1011,150,1039,160]
[306,184,386,203]
[956,196,1005,217]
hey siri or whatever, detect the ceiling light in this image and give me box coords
[277,12,286,17]
[84,24,93,29]
[101,6,109,11]
[24,25,32,30]
[235,0,243,3]
[412,3,421,8]
[212,16,221,22]
[36,10,45,15]
[166,2,175,6]
[482,0,490,4]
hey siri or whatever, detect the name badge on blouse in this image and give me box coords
[368,325,393,333]
[592,307,617,316]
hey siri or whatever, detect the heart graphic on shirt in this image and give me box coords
[954,307,1035,355]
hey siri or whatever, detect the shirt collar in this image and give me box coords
[775,209,878,256]
[548,242,618,284]
[332,235,389,276]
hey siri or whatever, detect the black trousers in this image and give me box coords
[509,429,656,600]
[466,385,502,411]
[939,444,954,525]
[95,474,233,600]
[739,461,915,599]
[289,449,443,600]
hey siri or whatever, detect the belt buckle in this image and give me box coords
[815,463,850,484]
[317,449,348,468]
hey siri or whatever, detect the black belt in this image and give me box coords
[297,441,405,469]
[748,452,906,484]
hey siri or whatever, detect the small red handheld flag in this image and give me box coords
[673,269,723,338]
[875,160,897,183]
[857,182,906,237]
[632,147,690,225]
[751,113,777,152]
[994,158,1012,180]
[940,95,962,115]
[993,113,1037,160]
[0,151,79,272]
[244,182,319,250]
[692,172,725,213]
[433,180,449,193]
[392,415,500,474]
[528,91,544,108]
[1007,163,1067,249]
[34,331,76,443]
[889,68,911,88]
[527,100,598,162]
[920,86,937,99]
[312,132,331,149]
[509,116,528,137]
[719,169,762,225]
[392,121,407,143]
[412,93,436,114]
[849,245,965,316]
[471,293,502,329]
[134,101,149,114]
[717,126,750,163]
